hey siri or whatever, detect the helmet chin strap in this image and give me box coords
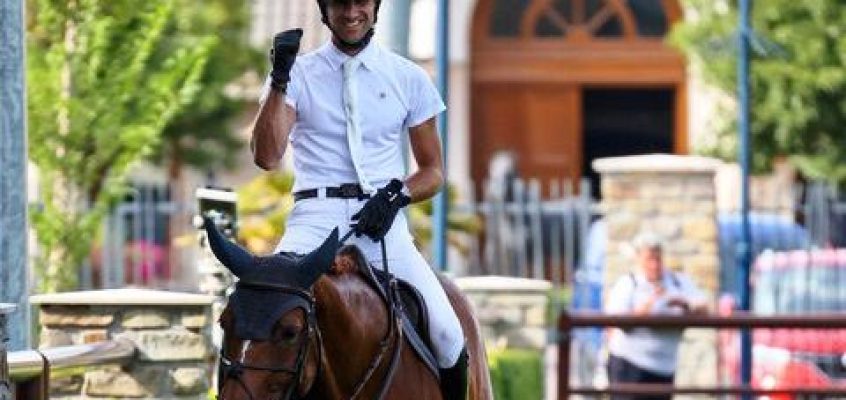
[330,27,375,53]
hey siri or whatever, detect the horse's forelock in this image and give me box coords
[331,245,367,275]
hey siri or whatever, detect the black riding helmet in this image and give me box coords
[317,0,382,51]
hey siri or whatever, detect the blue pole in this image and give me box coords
[376,0,411,56]
[737,0,753,396]
[432,0,449,271]
[0,0,31,351]
[375,1,412,173]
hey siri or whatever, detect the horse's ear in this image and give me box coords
[203,216,254,277]
[297,227,339,286]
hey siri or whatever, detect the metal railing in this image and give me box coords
[453,177,597,285]
[99,184,189,290]
[558,312,846,399]
[6,339,135,400]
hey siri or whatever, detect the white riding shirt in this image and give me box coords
[260,41,445,193]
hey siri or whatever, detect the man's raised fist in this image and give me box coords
[269,29,303,91]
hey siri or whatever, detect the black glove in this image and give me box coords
[352,179,411,241]
[269,29,303,91]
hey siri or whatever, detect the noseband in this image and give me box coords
[219,236,404,400]
[219,281,322,400]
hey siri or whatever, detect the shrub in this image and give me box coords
[488,347,543,400]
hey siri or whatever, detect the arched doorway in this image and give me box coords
[470,0,687,197]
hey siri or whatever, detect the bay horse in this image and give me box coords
[203,218,493,399]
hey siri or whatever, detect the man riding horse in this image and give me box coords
[249,0,469,397]
[207,219,492,399]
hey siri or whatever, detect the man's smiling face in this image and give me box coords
[326,0,376,46]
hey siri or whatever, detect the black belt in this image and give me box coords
[293,183,370,202]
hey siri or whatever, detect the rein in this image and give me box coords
[219,230,405,400]
[348,237,404,400]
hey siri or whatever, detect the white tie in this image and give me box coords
[342,57,375,194]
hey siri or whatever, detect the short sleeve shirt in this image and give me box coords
[604,270,707,375]
[260,41,446,192]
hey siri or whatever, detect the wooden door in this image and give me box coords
[471,0,687,196]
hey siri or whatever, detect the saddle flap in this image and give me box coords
[362,264,441,380]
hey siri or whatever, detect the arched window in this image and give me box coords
[489,0,672,40]
[489,0,530,37]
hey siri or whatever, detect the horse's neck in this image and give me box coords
[312,274,390,397]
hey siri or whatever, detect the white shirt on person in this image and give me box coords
[604,269,707,376]
[259,40,446,193]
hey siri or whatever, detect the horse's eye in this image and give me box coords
[276,326,302,345]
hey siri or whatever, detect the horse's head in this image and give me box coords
[203,217,339,399]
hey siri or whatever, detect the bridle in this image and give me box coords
[219,282,321,400]
[219,233,405,400]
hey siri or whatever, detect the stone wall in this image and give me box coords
[30,289,214,399]
[454,276,551,349]
[594,154,722,393]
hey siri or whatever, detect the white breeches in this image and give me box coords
[274,197,465,368]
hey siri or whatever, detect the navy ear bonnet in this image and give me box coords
[203,217,339,340]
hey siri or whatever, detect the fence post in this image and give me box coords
[558,311,572,400]
[1,304,14,400]
[529,179,544,279]
[514,179,528,276]
[14,352,48,400]
[466,180,482,275]
[548,180,562,287]
[562,179,575,284]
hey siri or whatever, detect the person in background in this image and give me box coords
[604,232,709,400]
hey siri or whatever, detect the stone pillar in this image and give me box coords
[594,154,722,392]
[0,304,15,400]
[30,289,215,399]
[455,276,551,349]
[594,154,722,295]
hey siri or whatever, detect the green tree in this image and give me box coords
[237,171,295,254]
[671,1,846,184]
[27,0,213,292]
[153,0,262,181]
